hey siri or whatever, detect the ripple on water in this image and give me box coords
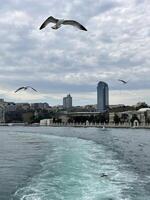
[13,135,149,200]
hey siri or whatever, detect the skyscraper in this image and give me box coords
[63,94,72,109]
[97,81,109,112]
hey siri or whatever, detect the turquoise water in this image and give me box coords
[0,127,150,200]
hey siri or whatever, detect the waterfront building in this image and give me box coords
[97,81,109,112]
[6,102,16,112]
[109,107,150,127]
[40,119,53,126]
[0,105,5,123]
[0,99,6,123]
[63,94,72,109]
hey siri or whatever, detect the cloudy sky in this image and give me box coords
[0,0,150,106]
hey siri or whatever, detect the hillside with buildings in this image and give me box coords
[0,82,150,127]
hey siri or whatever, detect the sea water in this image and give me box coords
[0,127,150,200]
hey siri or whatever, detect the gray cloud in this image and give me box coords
[0,0,150,105]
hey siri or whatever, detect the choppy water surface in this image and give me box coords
[0,127,150,200]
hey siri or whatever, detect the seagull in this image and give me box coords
[39,16,87,31]
[118,79,128,84]
[100,173,108,178]
[15,86,37,93]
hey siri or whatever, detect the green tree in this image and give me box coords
[114,114,120,124]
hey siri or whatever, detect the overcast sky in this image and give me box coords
[0,0,150,106]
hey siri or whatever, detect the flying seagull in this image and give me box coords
[39,16,87,31]
[118,79,128,84]
[15,86,37,93]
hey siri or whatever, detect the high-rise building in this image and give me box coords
[63,94,72,109]
[97,81,109,112]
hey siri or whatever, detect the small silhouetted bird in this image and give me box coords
[118,79,128,84]
[15,86,37,93]
[100,173,108,177]
[39,16,87,31]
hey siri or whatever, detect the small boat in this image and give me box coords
[101,126,108,131]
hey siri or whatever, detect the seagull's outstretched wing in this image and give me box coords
[27,86,37,92]
[118,79,127,84]
[15,87,25,93]
[62,20,87,31]
[31,87,37,92]
[39,16,58,30]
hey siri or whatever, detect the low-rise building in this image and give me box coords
[109,107,150,126]
[0,106,5,123]
[40,119,53,126]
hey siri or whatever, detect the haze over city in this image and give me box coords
[0,0,150,105]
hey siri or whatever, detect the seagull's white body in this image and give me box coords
[51,19,65,29]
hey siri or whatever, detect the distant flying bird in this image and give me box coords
[15,86,37,93]
[118,79,128,84]
[39,16,87,31]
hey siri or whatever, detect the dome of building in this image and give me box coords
[138,108,150,112]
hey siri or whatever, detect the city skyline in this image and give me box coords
[0,80,149,107]
[0,81,150,107]
[0,0,150,105]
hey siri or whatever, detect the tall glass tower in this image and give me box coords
[97,81,109,112]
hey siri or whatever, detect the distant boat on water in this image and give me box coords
[101,126,107,131]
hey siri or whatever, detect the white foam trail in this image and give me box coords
[13,136,141,200]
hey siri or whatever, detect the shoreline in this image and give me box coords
[41,124,150,129]
[0,123,150,129]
